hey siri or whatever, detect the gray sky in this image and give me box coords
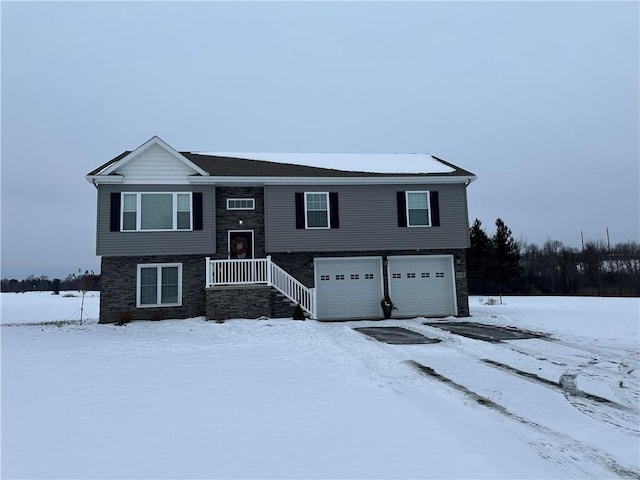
[2,1,638,279]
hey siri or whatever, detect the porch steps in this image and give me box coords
[206,256,315,318]
[270,290,298,318]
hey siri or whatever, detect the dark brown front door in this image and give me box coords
[228,230,254,259]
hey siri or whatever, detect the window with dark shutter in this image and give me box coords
[397,190,439,227]
[296,192,340,229]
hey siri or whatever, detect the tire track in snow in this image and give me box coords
[408,360,640,480]
[481,358,640,437]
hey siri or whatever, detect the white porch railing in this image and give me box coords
[205,256,315,317]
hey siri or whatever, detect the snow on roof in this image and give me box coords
[190,152,456,175]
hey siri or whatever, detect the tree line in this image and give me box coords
[2,224,638,297]
[467,218,640,296]
[1,270,100,293]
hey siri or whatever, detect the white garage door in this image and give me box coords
[315,257,383,320]
[388,255,457,318]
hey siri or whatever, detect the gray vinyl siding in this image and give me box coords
[96,184,215,256]
[265,183,470,252]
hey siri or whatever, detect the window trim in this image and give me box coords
[121,192,193,232]
[405,190,432,227]
[304,192,330,229]
[226,198,255,210]
[136,263,183,308]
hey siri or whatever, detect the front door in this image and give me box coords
[228,230,254,259]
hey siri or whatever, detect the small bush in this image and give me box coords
[115,311,134,326]
[483,296,504,305]
[292,304,307,321]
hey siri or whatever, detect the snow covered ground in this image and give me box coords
[1,292,639,479]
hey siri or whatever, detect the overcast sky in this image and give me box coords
[2,1,638,279]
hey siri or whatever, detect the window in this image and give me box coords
[121,193,192,231]
[305,192,329,228]
[406,191,431,227]
[295,192,339,229]
[397,190,439,228]
[227,198,255,210]
[137,264,182,307]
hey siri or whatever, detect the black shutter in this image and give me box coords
[110,193,121,232]
[193,192,203,230]
[396,191,407,227]
[295,192,305,229]
[430,191,440,227]
[329,192,339,229]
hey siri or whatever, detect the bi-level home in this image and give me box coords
[86,136,476,323]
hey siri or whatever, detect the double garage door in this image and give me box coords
[314,255,456,320]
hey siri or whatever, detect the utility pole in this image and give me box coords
[606,226,611,252]
[580,230,584,251]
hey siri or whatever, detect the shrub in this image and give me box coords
[292,304,307,320]
[115,311,134,326]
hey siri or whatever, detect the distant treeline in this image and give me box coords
[1,270,100,293]
[468,218,640,297]
[3,225,639,298]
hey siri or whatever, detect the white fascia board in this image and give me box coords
[85,175,125,184]
[188,175,477,185]
[121,179,192,185]
[99,136,210,177]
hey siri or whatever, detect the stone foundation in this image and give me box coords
[99,255,207,324]
[205,285,271,321]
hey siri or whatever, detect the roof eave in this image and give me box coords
[85,175,125,184]
[188,175,477,186]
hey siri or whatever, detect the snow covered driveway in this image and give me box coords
[1,293,639,479]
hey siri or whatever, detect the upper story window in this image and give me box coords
[406,191,431,227]
[396,190,440,228]
[121,192,192,231]
[227,198,255,210]
[305,192,329,229]
[295,192,339,230]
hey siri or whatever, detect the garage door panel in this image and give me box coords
[388,255,456,317]
[315,257,383,320]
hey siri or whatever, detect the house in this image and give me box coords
[86,136,477,323]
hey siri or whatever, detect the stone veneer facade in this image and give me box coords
[99,254,209,324]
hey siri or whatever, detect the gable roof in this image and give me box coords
[87,136,209,177]
[87,137,476,185]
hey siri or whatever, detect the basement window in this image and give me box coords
[137,263,182,307]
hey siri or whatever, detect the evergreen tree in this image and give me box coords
[492,218,521,293]
[467,218,494,294]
